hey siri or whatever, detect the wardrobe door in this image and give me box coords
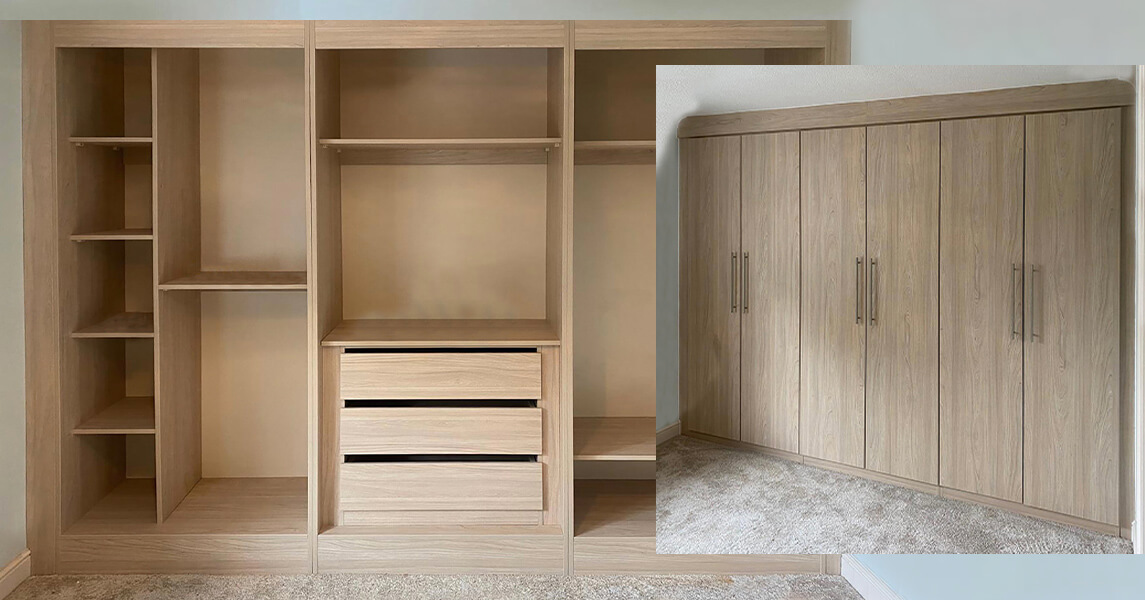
[865,122,940,484]
[939,116,1024,502]
[1024,109,1120,525]
[740,132,800,452]
[680,136,742,441]
[799,128,866,467]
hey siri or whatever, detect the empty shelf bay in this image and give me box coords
[322,319,560,348]
[574,479,654,539]
[73,397,155,435]
[72,312,154,338]
[574,140,656,165]
[574,417,656,461]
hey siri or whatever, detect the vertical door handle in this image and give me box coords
[1029,265,1040,341]
[1011,264,1021,339]
[742,252,749,313]
[869,258,878,325]
[731,252,738,313]
[855,257,863,324]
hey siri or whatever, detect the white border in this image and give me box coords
[841,555,902,600]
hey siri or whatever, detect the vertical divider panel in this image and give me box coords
[153,48,203,521]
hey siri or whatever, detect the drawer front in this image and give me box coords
[340,353,542,400]
[340,407,542,455]
[340,462,543,512]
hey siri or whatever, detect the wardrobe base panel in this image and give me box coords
[316,530,566,574]
[58,534,310,574]
[573,538,822,575]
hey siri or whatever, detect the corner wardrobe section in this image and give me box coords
[678,82,1128,533]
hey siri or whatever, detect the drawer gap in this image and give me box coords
[342,347,537,354]
[342,399,537,408]
[344,454,538,463]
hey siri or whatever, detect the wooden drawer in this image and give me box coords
[340,462,543,512]
[340,407,542,455]
[340,352,542,400]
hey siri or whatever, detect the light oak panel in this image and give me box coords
[341,510,539,527]
[317,529,565,574]
[314,21,568,49]
[799,127,866,467]
[54,20,306,48]
[572,20,832,49]
[339,462,543,512]
[72,397,156,435]
[340,352,543,400]
[939,115,1025,502]
[865,121,940,485]
[340,407,542,455]
[322,319,558,348]
[740,132,800,452]
[1024,109,1121,525]
[680,136,741,441]
[59,535,309,574]
[573,418,655,461]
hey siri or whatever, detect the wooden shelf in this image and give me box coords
[70,228,154,242]
[320,524,564,537]
[322,319,560,348]
[69,136,153,147]
[574,417,656,461]
[72,312,154,339]
[159,271,307,291]
[73,397,155,435]
[574,479,654,539]
[321,138,562,165]
[574,140,656,165]
[319,138,561,151]
[65,477,308,536]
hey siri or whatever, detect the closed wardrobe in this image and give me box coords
[678,81,1130,532]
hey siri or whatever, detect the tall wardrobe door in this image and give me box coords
[1024,108,1120,525]
[680,136,742,441]
[799,127,866,467]
[865,122,940,484]
[938,116,1025,502]
[740,132,800,452]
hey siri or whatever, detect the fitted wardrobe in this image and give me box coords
[679,80,1134,536]
[22,20,850,576]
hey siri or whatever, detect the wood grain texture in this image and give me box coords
[339,462,543,512]
[740,132,800,453]
[314,21,568,49]
[572,21,833,50]
[71,311,154,338]
[67,136,152,147]
[319,137,560,150]
[573,479,653,538]
[53,21,306,48]
[340,510,539,527]
[339,352,543,400]
[317,528,565,573]
[72,397,156,435]
[573,418,655,461]
[865,121,940,485]
[939,116,1025,502]
[679,136,741,440]
[1024,109,1121,525]
[158,270,307,290]
[573,141,656,165]
[798,128,866,467]
[59,535,309,574]
[322,319,559,348]
[70,228,153,241]
[340,407,542,455]
[678,80,1135,138]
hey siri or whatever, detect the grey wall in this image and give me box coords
[0,19,27,566]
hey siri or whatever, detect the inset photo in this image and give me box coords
[658,65,1136,555]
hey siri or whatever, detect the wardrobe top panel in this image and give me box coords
[677,79,1134,139]
[314,21,568,49]
[572,20,841,50]
[322,319,560,348]
[53,21,306,48]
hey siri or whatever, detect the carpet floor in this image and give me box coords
[9,574,862,600]
[656,436,1133,554]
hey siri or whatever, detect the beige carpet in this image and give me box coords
[9,574,861,600]
[657,436,1133,554]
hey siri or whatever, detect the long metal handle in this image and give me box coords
[742,252,749,313]
[731,252,738,313]
[1029,265,1039,341]
[1011,264,1020,339]
[869,259,878,325]
[855,257,863,324]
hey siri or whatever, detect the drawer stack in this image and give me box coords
[338,350,545,526]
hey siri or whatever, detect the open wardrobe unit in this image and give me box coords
[21,20,850,575]
[678,80,1135,538]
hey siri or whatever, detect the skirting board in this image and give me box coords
[0,550,31,600]
[841,555,902,600]
[656,422,681,445]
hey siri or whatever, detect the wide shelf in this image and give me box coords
[322,319,560,348]
[69,136,153,148]
[70,228,154,242]
[65,477,307,536]
[573,479,654,539]
[319,137,561,151]
[72,312,154,339]
[574,417,656,461]
[73,397,155,435]
[574,140,656,165]
[320,524,564,537]
[321,137,563,165]
[159,271,307,291]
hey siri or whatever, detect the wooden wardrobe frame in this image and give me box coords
[21,20,851,576]
[678,79,1138,541]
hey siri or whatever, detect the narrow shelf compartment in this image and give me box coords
[71,228,154,242]
[574,417,656,461]
[321,138,563,166]
[72,312,155,339]
[322,319,559,348]
[65,477,307,536]
[73,397,155,435]
[574,140,656,165]
[574,479,654,539]
[320,138,561,150]
[69,136,153,147]
[159,271,307,291]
